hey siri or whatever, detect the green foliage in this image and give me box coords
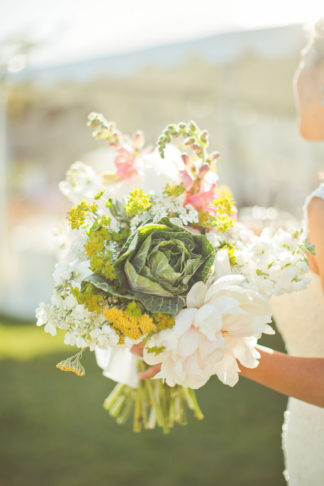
[163,183,186,197]
[304,239,316,255]
[87,218,215,315]
[87,112,121,144]
[84,226,117,281]
[146,345,166,355]
[86,273,186,315]
[94,189,105,200]
[157,121,208,162]
[71,283,105,313]
[125,301,142,318]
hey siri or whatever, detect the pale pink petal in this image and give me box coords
[193,303,223,337]
[186,281,207,308]
[222,313,262,337]
[225,336,260,368]
[213,351,240,387]
[163,308,197,345]
[198,332,225,362]
[204,275,245,303]
[180,170,194,190]
[214,249,231,278]
[177,328,200,357]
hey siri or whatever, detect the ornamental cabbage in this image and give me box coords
[87,218,215,315]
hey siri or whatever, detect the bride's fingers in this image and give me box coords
[138,363,161,380]
[131,342,144,357]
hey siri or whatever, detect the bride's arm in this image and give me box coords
[133,197,324,404]
[135,344,324,408]
[240,346,324,408]
[307,195,324,290]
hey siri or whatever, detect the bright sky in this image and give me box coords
[1,0,323,66]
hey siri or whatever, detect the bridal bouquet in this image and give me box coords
[36,114,312,433]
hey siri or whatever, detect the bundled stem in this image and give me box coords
[103,358,204,433]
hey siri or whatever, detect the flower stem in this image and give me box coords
[182,388,204,420]
[144,379,164,427]
[116,392,134,425]
[103,383,126,410]
[133,382,143,433]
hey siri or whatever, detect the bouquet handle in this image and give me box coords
[95,347,138,388]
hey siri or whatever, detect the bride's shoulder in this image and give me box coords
[304,183,324,225]
[307,183,324,219]
[305,183,324,205]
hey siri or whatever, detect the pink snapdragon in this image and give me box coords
[180,170,194,191]
[114,148,138,180]
[185,183,216,213]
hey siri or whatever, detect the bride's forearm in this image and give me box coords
[240,346,324,408]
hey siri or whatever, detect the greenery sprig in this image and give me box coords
[87,112,122,145]
[157,121,220,168]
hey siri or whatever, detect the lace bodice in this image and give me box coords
[270,183,324,486]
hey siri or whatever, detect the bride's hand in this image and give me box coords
[131,343,162,379]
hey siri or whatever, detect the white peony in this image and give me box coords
[143,274,273,389]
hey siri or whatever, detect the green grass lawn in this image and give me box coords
[0,318,287,486]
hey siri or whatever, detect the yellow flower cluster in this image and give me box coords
[153,312,175,330]
[84,227,116,281]
[214,213,235,233]
[124,187,152,217]
[72,286,104,313]
[68,201,98,229]
[213,189,236,233]
[56,352,85,377]
[104,307,156,342]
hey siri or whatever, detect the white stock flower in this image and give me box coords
[144,273,273,389]
[89,325,119,350]
[59,161,102,204]
[36,302,57,336]
[234,226,310,298]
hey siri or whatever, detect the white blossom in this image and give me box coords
[59,161,102,204]
[144,276,273,389]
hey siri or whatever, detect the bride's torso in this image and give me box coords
[272,183,324,357]
[271,270,324,358]
[270,183,324,485]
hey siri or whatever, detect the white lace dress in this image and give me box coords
[271,183,324,485]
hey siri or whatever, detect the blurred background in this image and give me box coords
[1,1,323,485]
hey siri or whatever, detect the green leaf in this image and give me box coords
[124,260,174,297]
[149,250,177,279]
[131,235,152,273]
[181,257,203,284]
[85,273,185,314]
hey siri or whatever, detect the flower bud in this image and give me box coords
[189,121,198,133]
[181,154,191,167]
[133,130,145,150]
[200,130,208,145]
[167,124,177,133]
[184,137,195,146]
[198,164,209,179]
[209,151,220,162]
